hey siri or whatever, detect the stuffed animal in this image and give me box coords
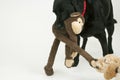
[44,12,96,76]
[91,54,120,80]
[64,12,85,68]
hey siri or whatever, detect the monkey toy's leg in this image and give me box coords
[65,43,78,68]
[64,22,78,68]
[65,37,78,68]
[44,38,60,76]
[65,45,73,68]
[44,25,94,76]
[53,27,94,64]
[72,35,80,67]
[44,23,69,76]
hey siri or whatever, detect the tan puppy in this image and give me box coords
[91,54,120,80]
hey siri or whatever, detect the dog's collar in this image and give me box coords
[82,0,87,16]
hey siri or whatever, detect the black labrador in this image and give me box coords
[53,0,117,67]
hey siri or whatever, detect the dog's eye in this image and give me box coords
[96,66,99,69]
[104,59,109,64]
[104,59,106,62]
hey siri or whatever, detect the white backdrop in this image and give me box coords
[0,0,120,80]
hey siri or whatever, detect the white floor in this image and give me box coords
[0,0,120,80]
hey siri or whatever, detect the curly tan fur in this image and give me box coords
[92,54,120,80]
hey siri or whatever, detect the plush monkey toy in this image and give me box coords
[64,12,85,68]
[44,12,95,76]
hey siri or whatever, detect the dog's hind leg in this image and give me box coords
[82,37,88,49]
[94,31,109,56]
[106,24,114,54]
[105,0,116,54]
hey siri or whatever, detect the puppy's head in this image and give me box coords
[91,54,120,73]
[91,58,107,73]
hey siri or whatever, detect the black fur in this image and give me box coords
[53,0,84,28]
[53,0,117,66]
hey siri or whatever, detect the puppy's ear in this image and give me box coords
[104,64,117,80]
[116,66,120,73]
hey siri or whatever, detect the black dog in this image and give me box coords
[53,0,117,67]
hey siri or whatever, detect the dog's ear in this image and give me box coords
[104,64,117,80]
[115,66,120,73]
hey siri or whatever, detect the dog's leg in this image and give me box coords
[94,31,108,56]
[82,37,88,49]
[44,38,60,76]
[106,24,114,54]
[106,0,115,54]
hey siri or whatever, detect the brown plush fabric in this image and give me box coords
[44,12,95,76]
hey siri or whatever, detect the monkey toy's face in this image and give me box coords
[64,12,85,35]
[71,17,84,34]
